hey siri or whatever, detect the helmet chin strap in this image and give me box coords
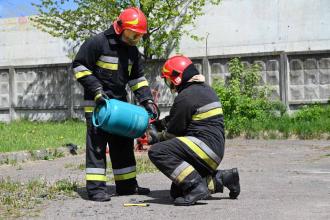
[164,78,177,94]
[170,82,177,94]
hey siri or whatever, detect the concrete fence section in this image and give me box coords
[0,51,329,122]
[207,51,330,107]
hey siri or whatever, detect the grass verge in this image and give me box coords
[1,155,157,218]
[0,178,80,218]
[0,119,85,153]
[228,105,330,139]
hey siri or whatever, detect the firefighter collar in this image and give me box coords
[104,25,120,46]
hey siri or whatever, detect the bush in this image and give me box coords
[293,105,326,122]
[213,58,285,137]
[291,104,330,139]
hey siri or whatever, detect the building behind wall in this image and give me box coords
[179,0,330,108]
[0,0,330,121]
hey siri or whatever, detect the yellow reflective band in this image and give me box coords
[125,18,138,25]
[192,108,223,121]
[163,67,170,73]
[84,106,94,112]
[96,61,118,70]
[94,93,102,101]
[114,171,136,181]
[130,81,148,91]
[207,176,215,193]
[177,137,218,170]
[176,166,194,183]
[86,174,108,182]
[128,64,132,75]
[75,70,92,79]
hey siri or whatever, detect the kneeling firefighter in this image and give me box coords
[148,55,240,206]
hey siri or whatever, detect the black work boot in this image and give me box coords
[88,191,111,202]
[117,185,150,195]
[215,168,240,199]
[174,179,210,206]
[170,182,183,200]
[135,186,151,195]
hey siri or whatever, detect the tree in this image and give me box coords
[32,0,221,60]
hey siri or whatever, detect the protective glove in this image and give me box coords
[141,100,160,120]
[146,124,160,145]
[94,88,109,106]
[150,119,166,132]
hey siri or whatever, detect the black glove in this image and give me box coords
[151,118,167,132]
[94,89,109,106]
[147,124,160,145]
[141,100,160,120]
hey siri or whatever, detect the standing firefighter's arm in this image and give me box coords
[72,37,103,96]
[128,51,159,119]
[128,51,153,103]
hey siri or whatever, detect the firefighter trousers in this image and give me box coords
[148,136,224,192]
[85,113,138,196]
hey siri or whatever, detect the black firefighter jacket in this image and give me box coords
[165,82,225,149]
[72,25,153,105]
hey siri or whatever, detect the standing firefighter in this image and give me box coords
[148,55,240,206]
[72,7,158,202]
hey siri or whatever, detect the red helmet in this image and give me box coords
[161,55,193,86]
[113,7,147,34]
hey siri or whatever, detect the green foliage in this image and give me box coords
[213,58,330,139]
[31,0,221,60]
[293,105,327,122]
[213,57,285,137]
[291,105,330,139]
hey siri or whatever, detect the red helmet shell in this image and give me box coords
[113,7,147,34]
[161,55,193,86]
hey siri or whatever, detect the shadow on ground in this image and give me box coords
[76,185,117,200]
[76,185,231,205]
[143,189,217,206]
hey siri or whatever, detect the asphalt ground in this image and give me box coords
[0,139,329,220]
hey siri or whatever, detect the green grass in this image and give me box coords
[0,155,157,218]
[240,105,330,139]
[135,155,159,174]
[0,178,80,218]
[0,119,85,153]
[1,105,329,154]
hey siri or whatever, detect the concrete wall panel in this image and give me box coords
[14,66,69,108]
[0,70,10,108]
[288,54,330,102]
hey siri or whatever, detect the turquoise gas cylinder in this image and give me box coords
[92,99,149,138]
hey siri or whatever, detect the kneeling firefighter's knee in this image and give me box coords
[147,144,158,161]
[148,143,164,162]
